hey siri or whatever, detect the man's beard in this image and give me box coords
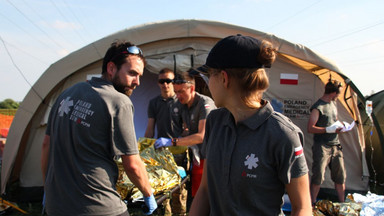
[112,75,134,96]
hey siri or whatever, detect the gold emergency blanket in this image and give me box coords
[312,194,362,216]
[115,138,181,200]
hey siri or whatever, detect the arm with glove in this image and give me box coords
[307,109,343,134]
[154,119,206,149]
[325,121,344,133]
[121,154,157,215]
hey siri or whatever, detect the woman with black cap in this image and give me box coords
[189,35,312,216]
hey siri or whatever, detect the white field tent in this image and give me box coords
[1,19,371,201]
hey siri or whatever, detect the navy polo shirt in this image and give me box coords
[147,94,183,138]
[202,101,308,215]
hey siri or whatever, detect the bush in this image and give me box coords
[0,99,19,109]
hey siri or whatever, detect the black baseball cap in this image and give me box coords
[199,34,269,72]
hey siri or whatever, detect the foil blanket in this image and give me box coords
[115,138,181,201]
[312,194,364,216]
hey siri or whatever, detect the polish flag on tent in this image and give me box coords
[280,73,298,85]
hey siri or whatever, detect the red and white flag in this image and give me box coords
[294,146,304,158]
[280,73,298,85]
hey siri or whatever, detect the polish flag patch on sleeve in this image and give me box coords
[294,146,304,158]
[280,73,298,85]
[204,104,210,109]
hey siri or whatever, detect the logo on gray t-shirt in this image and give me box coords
[59,97,95,128]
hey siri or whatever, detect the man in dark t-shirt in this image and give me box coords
[144,68,186,215]
[308,79,347,204]
[145,68,182,139]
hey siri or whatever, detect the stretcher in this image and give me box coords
[126,175,190,214]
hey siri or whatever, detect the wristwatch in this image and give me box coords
[172,138,178,146]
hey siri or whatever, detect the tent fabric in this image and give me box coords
[359,90,384,184]
[1,19,369,198]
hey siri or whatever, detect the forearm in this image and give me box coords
[175,132,204,146]
[144,119,155,138]
[122,155,152,197]
[189,191,210,216]
[176,119,206,146]
[144,129,154,138]
[286,174,312,216]
[307,125,326,134]
[189,163,210,216]
[291,207,312,216]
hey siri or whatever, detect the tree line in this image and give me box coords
[0,98,20,109]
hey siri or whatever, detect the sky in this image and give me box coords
[0,0,383,102]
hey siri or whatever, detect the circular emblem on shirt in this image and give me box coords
[173,107,179,113]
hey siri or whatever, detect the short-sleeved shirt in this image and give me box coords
[202,101,308,216]
[180,92,216,154]
[147,94,182,138]
[310,99,339,145]
[45,77,138,216]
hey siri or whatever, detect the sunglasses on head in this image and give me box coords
[173,80,192,85]
[158,79,173,84]
[121,46,143,56]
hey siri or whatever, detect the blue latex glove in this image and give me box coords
[154,137,172,149]
[143,194,157,215]
[178,167,187,179]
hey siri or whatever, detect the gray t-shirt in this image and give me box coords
[180,92,215,155]
[147,94,182,138]
[310,99,339,145]
[45,77,138,216]
[180,92,215,135]
[202,101,308,216]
